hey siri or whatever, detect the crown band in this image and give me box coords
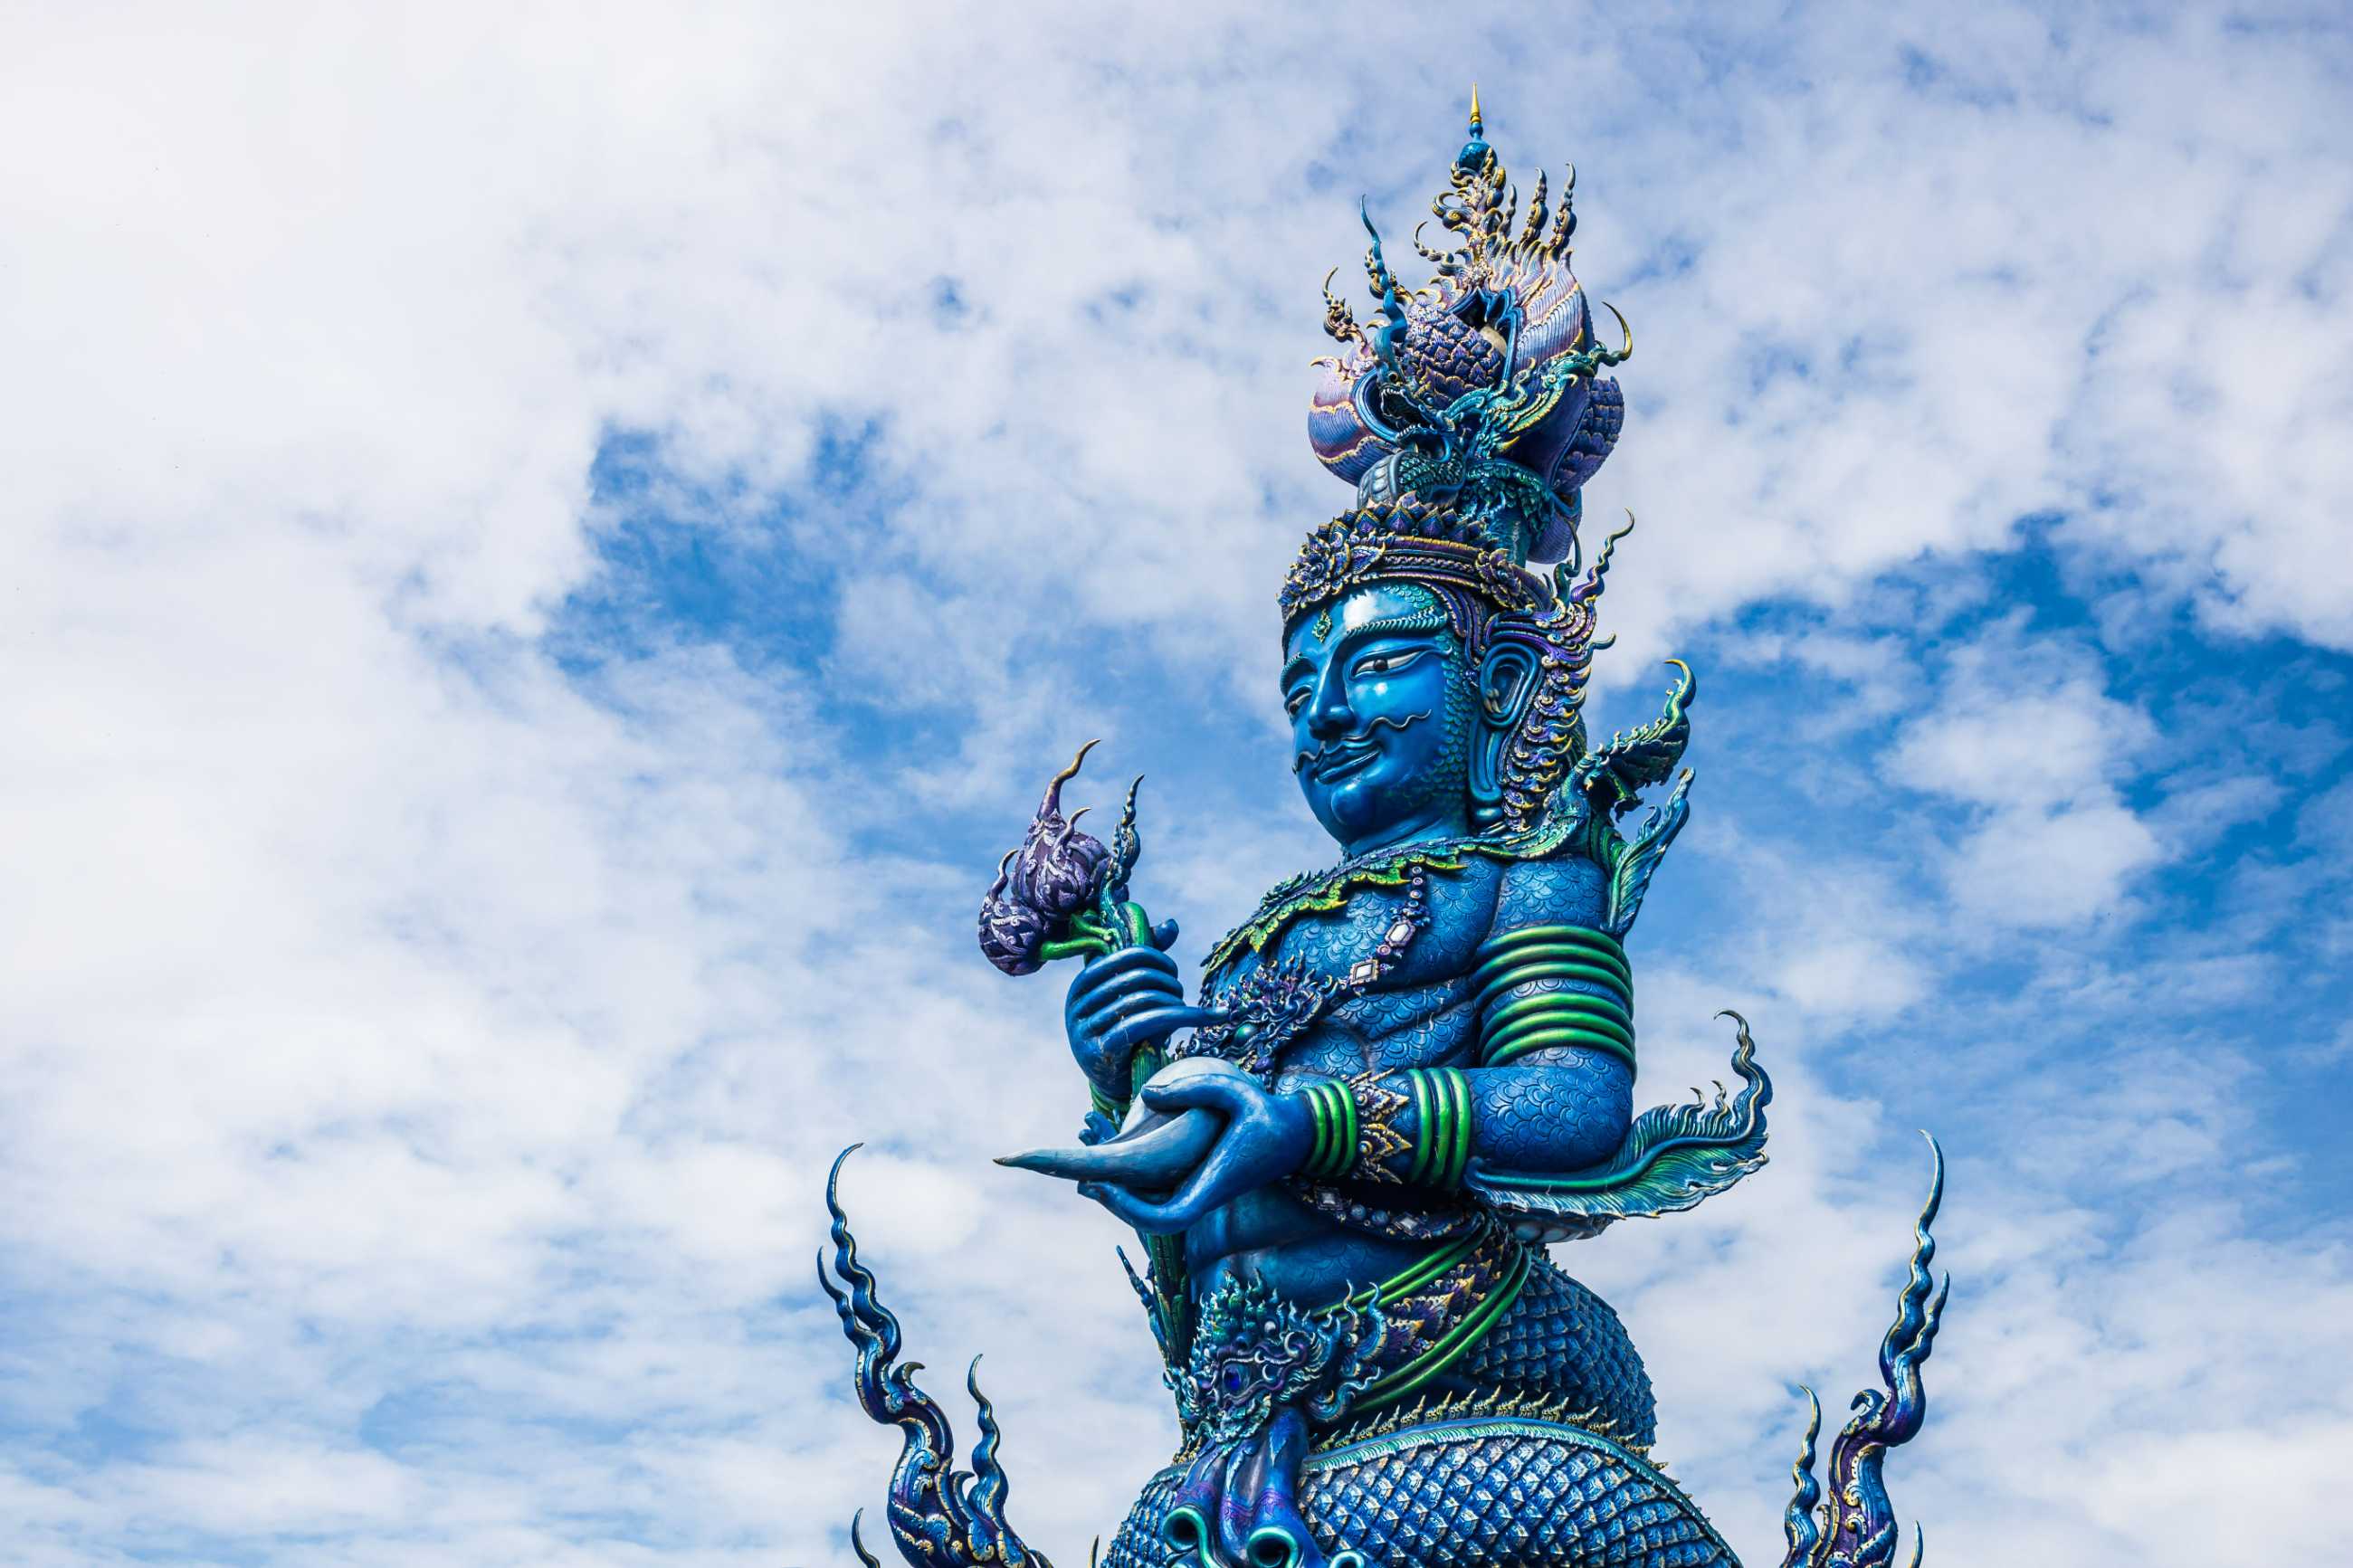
[1280,504,1547,628]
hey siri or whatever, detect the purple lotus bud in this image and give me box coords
[978,851,1048,975]
[1009,741,1112,919]
[1014,815,1110,920]
[976,742,1142,975]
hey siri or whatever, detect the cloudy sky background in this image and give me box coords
[5,2,2350,1563]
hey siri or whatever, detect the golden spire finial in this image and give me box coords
[1469,83,1483,136]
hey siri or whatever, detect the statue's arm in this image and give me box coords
[1452,853,1639,1171]
[1286,1052,1630,1190]
[1290,856,1638,1184]
[1290,853,1768,1223]
[1461,1055,1633,1172]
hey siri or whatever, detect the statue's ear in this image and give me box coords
[1467,640,1542,825]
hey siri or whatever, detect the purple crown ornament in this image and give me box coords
[1308,90,1629,575]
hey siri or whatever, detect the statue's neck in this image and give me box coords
[1336,804,1472,860]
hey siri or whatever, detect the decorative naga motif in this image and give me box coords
[824,100,1958,1568]
[1779,1136,1952,1568]
[819,1149,1044,1568]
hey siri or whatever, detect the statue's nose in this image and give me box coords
[1306,677,1353,739]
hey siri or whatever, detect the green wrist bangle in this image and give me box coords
[1399,1066,1472,1191]
[1300,1079,1357,1180]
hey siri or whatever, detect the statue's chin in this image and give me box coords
[1307,775,1419,850]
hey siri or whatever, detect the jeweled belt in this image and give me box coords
[1345,1219,1530,1414]
[1176,1220,1530,1454]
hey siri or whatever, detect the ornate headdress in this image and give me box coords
[1283,93,1630,631]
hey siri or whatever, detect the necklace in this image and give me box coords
[1200,807,1584,977]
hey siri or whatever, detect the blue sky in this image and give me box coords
[3,3,2349,1564]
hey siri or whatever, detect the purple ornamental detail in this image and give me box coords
[978,856,1053,977]
[977,741,1149,976]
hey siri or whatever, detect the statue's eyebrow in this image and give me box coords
[1283,603,1450,693]
[1343,604,1452,643]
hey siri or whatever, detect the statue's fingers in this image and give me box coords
[1150,1142,1255,1230]
[1067,946,1180,1007]
[1072,962,1181,1015]
[1073,974,1186,1031]
[1102,1003,1216,1055]
[1079,1181,1188,1235]
[1139,1069,1252,1115]
[1079,943,1179,981]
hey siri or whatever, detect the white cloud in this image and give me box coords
[1886,616,2168,926]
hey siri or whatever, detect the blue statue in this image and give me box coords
[824,99,1952,1568]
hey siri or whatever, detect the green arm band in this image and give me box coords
[1471,938,1632,994]
[1443,1067,1473,1189]
[1300,1079,1357,1180]
[1305,1082,1333,1176]
[1304,1086,1328,1174]
[1405,1069,1436,1185]
[1485,1024,1640,1072]
[1473,924,1631,984]
[1482,989,1634,1041]
[1485,1021,1636,1074]
[1469,957,1633,1017]
[1472,923,1638,1071]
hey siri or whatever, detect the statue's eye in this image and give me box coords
[1283,688,1310,716]
[1355,649,1421,678]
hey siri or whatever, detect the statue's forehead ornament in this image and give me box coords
[1284,99,1634,635]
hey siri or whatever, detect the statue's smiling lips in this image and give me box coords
[1306,742,1383,784]
[1296,709,1432,783]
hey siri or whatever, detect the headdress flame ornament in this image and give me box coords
[1287,96,1630,629]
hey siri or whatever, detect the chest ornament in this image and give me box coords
[1181,870,1432,1078]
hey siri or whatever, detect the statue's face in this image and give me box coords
[1282,582,1474,853]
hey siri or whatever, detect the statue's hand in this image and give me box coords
[1062,922,1218,1099]
[1079,1072,1313,1235]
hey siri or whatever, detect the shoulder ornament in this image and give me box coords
[1574,658,1693,818]
[1576,659,1696,936]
